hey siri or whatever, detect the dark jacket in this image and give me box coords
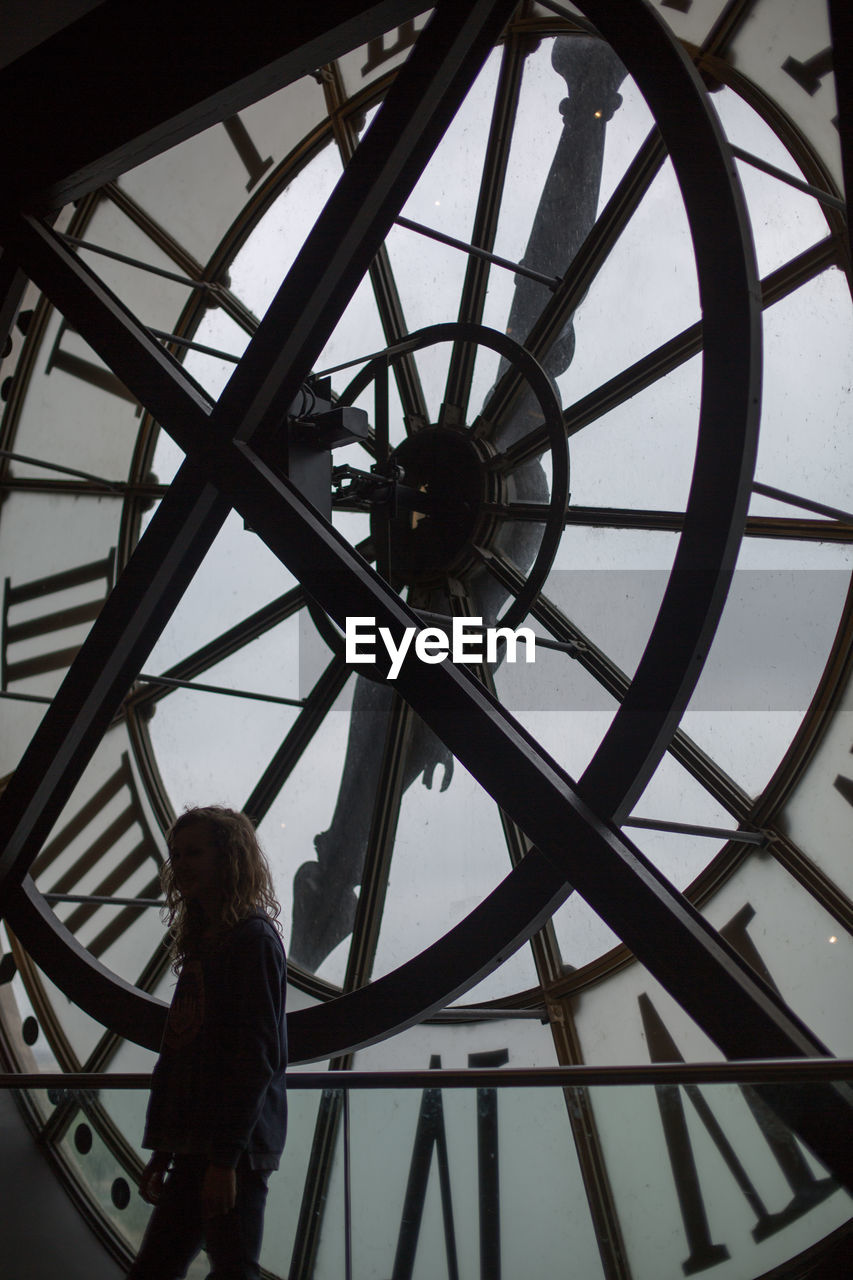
[143,914,287,1170]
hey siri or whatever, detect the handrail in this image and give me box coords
[3,1059,852,1090]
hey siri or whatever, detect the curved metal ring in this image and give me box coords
[306,319,569,654]
[4,0,760,1063]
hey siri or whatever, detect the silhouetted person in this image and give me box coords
[128,806,287,1280]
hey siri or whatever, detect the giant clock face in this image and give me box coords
[0,3,851,1278]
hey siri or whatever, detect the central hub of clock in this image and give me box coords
[371,425,501,586]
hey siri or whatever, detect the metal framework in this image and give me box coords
[0,0,852,1228]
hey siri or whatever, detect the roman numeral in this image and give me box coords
[832,745,853,807]
[2,550,116,688]
[361,21,419,75]
[32,753,163,959]
[469,1048,508,1279]
[222,115,274,192]
[46,317,137,403]
[782,47,833,96]
[391,1048,508,1280]
[639,904,836,1274]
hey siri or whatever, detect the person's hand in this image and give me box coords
[201,1163,237,1218]
[138,1152,171,1204]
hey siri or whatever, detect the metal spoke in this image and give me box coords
[752,480,853,524]
[561,505,853,543]
[0,448,124,492]
[475,546,754,819]
[624,817,765,845]
[60,234,227,291]
[442,29,527,420]
[477,126,667,434]
[134,672,304,708]
[321,60,429,430]
[127,583,306,716]
[148,329,242,363]
[396,215,558,289]
[342,693,415,992]
[499,235,838,471]
[701,0,775,58]
[0,474,166,500]
[103,183,260,338]
[372,359,392,579]
[729,144,846,211]
[242,655,350,823]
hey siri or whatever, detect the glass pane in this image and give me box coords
[119,77,329,264]
[726,0,841,187]
[5,1073,847,1280]
[573,850,853,1063]
[587,1079,850,1279]
[781,661,853,901]
[712,86,831,276]
[348,1082,604,1280]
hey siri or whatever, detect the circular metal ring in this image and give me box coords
[306,320,569,657]
[3,0,761,1062]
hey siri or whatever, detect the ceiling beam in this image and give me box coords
[0,0,428,211]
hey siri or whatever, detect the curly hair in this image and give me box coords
[162,806,281,967]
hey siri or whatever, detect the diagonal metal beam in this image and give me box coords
[1,0,850,1188]
[0,0,519,897]
[210,0,523,453]
[0,460,231,908]
[321,60,430,430]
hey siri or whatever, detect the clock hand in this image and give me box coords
[294,47,625,970]
[291,676,452,970]
[470,38,626,627]
[498,36,626,428]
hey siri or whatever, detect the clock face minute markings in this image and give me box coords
[1,120,845,1218]
[2,550,117,690]
[1,0,850,1208]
